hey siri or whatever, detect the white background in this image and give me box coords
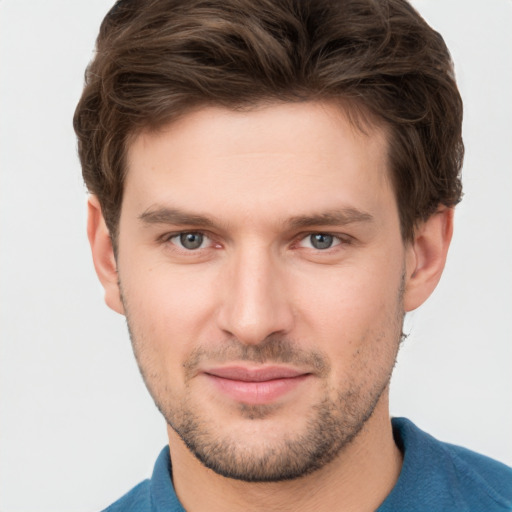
[0,1,511,511]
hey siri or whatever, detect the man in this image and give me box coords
[74,0,512,510]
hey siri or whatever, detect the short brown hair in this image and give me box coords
[74,0,463,243]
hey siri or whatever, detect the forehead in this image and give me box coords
[123,101,394,227]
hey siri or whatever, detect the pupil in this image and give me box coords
[311,233,333,250]
[180,233,203,249]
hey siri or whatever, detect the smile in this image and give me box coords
[202,366,312,405]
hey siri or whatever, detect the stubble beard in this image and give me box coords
[167,364,392,482]
[122,279,405,483]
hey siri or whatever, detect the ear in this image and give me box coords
[87,196,125,315]
[403,207,454,312]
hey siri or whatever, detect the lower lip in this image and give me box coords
[205,374,310,405]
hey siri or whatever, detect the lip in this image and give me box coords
[202,365,311,405]
[205,366,307,382]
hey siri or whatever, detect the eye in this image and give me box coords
[299,233,341,250]
[170,232,208,250]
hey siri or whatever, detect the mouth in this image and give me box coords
[202,365,312,405]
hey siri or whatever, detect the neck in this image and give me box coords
[167,393,402,512]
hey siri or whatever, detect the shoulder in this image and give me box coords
[99,446,185,512]
[101,480,151,512]
[380,418,512,511]
[441,439,512,506]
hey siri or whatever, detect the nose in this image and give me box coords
[216,243,295,345]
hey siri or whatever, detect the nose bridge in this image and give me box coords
[217,240,293,344]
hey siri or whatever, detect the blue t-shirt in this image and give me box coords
[102,418,512,511]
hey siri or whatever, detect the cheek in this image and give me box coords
[119,260,219,372]
[300,268,401,324]
[291,258,405,361]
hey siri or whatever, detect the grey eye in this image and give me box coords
[309,233,334,249]
[179,232,204,250]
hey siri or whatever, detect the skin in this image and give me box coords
[88,101,453,512]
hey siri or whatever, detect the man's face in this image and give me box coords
[115,102,409,481]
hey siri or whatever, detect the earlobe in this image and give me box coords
[403,208,454,312]
[87,196,125,315]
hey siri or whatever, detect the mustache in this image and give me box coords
[183,335,330,379]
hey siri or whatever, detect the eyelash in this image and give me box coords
[161,231,216,251]
[160,230,352,253]
[297,233,346,250]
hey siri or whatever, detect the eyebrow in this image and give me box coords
[139,207,218,228]
[138,206,374,229]
[287,209,374,229]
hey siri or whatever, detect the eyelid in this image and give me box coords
[295,231,352,249]
[159,228,205,239]
[159,230,215,248]
[157,229,352,250]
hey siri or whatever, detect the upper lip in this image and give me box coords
[203,366,308,382]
